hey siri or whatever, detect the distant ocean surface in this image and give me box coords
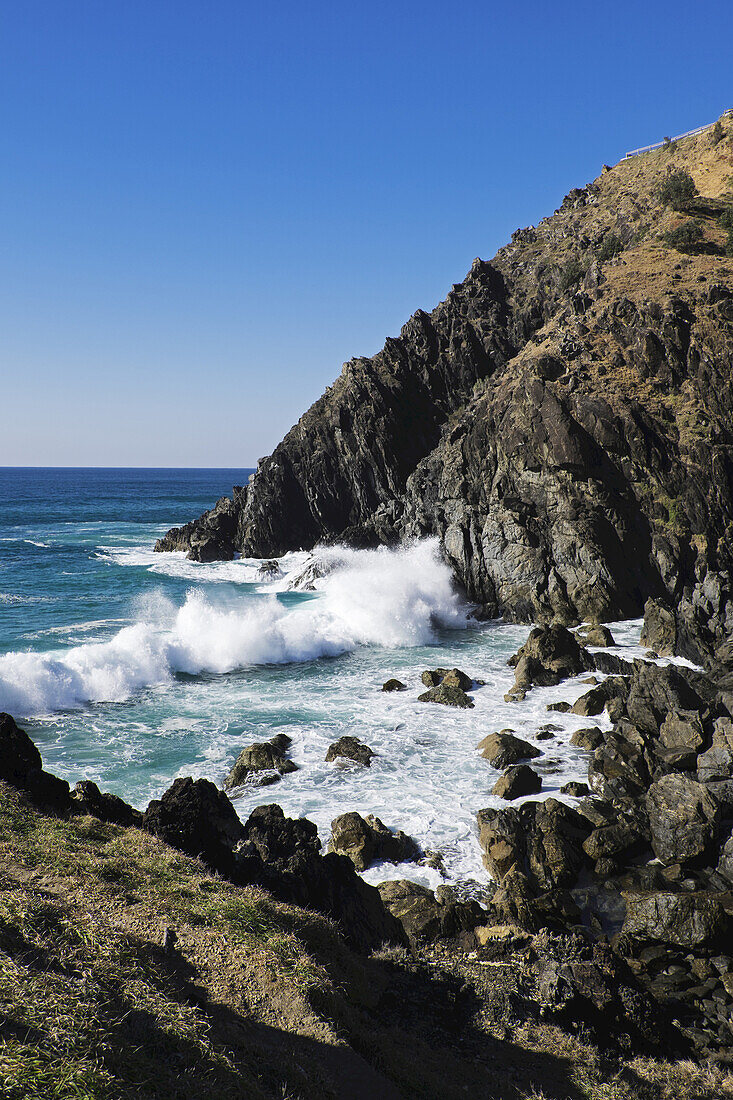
[0,467,649,890]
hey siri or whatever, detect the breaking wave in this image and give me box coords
[0,540,467,716]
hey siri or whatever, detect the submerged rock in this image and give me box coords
[418,684,474,708]
[381,678,407,692]
[224,735,298,789]
[325,736,375,767]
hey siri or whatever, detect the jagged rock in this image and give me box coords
[325,736,375,766]
[236,803,320,867]
[582,821,645,862]
[377,880,485,943]
[71,780,141,827]
[588,718,655,805]
[286,556,338,591]
[257,559,281,578]
[645,774,720,866]
[640,598,678,656]
[623,891,730,947]
[477,799,591,890]
[492,764,542,800]
[155,493,240,561]
[625,662,707,738]
[420,667,473,691]
[657,709,705,769]
[329,812,418,871]
[418,684,474,708]
[506,625,593,699]
[0,712,70,812]
[381,678,406,692]
[142,777,245,876]
[478,731,541,769]
[154,143,733,668]
[570,726,604,750]
[571,686,609,716]
[697,716,733,782]
[237,804,408,953]
[576,624,616,647]
[224,735,298,789]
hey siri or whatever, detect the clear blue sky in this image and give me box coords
[2,0,731,466]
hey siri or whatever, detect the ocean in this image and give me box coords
[0,467,651,892]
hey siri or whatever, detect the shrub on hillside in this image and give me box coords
[658,169,697,210]
[662,219,705,253]
[560,258,585,290]
[711,119,725,146]
[597,232,624,262]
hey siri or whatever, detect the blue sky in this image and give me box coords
[1,0,731,466]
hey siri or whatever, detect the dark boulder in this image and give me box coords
[329,812,419,871]
[0,712,70,812]
[377,879,486,943]
[420,667,473,691]
[697,716,733,783]
[142,777,245,876]
[656,709,705,769]
[576,624,616,647]
[625,661,706,738]
[71,780,142,827]
[506,625,593,700]
[237,803,321,868]
[418,683,474,707]
[492,764,542,800]
[381,678,406,692]
[645,774,720,866]
[478,731,541,769]
[561,781,591,797]
[570,726,604,750]
[588,719,654,804]
[477,798,591,890]
[325,736,375,767]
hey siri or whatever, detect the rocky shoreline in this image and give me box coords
[5,602,733,1068]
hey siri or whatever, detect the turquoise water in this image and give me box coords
[0,468,646,889]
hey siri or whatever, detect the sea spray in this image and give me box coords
[0,539,466,715]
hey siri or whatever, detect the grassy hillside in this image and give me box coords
[2,783,733,1100]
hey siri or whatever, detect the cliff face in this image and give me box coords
[157,116,733,662]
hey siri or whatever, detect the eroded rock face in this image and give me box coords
[71,781,142,827]
[645,775,720,866]
[623,891,729,948]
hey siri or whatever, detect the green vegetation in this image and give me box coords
[711,120,725,146]
[597,232,624,262]
[560,258,585,290]
[657,169,697,210]
[662,219,704,253]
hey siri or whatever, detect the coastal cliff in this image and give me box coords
[157,115,733,662]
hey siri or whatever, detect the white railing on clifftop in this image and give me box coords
[623,109,733,159]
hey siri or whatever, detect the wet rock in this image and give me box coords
[561,781,590,797]
[623,891,729,947]
[71,780,142,827]
[325,736,375,767]
[0,712,70,812]
[570,726,604,750]
[286,556,338,591]
[507,625,593,693]
[329,812,419,871]
[575,624,616,647]
[418,684,474,708]
[640,598,677,656]
[546,701,572,713]
[257,559,281,578]
[478,731,541,769]
[571,686,609,717]
[381,678,406,692]
[536,729,556,741]
[143,777,245,876]
[645,774,720,866]
[492,764,542,800]
[224,735,298,789]
[420,667,473,691]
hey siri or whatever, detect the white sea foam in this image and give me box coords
[0,540,467,715]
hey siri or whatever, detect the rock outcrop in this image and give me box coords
[155,118,733,664]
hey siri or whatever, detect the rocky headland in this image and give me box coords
[157,115,733,666]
